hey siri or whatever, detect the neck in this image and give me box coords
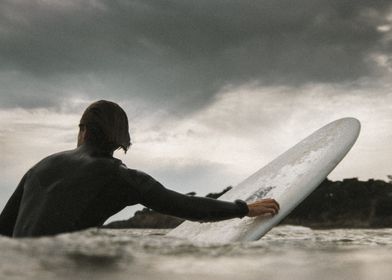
[78,142,114,157]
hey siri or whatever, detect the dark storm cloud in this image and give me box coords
[0,0,391,109]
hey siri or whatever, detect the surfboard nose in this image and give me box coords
[336,117,361,137]
[340,117,360,127]
[327,117,361,138]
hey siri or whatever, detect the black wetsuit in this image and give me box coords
[0,144,248,237]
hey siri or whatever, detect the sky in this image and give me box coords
[0,0,391,222]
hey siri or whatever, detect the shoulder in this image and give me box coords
[118,164,154,184]
[117,164,161,194]
[28,149,75,171]
[40,149,73,161]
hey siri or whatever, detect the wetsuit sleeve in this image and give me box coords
[119,166,249,222]
[0,173,27,237]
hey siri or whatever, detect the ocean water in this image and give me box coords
[1,226,392,280]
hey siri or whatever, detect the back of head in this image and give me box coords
[80,100,131,153]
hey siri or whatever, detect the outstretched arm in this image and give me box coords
[120,166,279,222]
[141,183,280,222]
[140,182,249,222]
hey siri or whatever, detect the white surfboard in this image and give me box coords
[168,118,361,242]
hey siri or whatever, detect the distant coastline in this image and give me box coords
[104,178,392,229]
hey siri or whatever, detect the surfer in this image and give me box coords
[0,100,280,237]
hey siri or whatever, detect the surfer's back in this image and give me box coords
[12,144,125,237]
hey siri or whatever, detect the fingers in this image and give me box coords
[254,201,279,209]
[253,206,276,216]
[251,203,278,214]
[250,199,280,210]
[246,198,280,217]
[260,198,280,210]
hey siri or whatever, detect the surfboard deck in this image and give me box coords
[168,118,361,242]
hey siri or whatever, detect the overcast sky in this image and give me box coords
[0,0,391,221]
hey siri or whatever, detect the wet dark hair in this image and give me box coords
[79,100,131,153]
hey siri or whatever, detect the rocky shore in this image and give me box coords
[282,178,392,228]
[104,178,392,229]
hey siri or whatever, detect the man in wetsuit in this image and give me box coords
[0,100,279,237]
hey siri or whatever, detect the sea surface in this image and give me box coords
[1,226,392,280]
